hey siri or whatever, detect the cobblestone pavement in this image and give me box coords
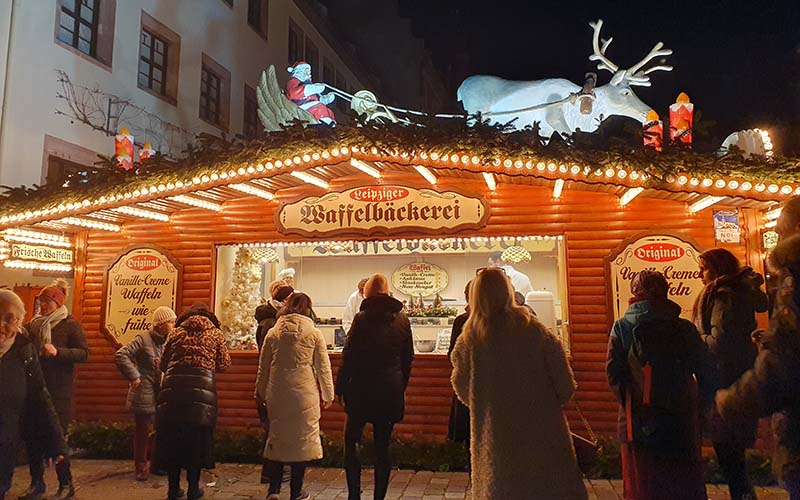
[6,460,790,499]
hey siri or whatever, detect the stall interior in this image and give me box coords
[214,235,569,353]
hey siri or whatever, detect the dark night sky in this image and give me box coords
[335,0,800,152]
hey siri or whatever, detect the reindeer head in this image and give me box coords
[588,19,673,123]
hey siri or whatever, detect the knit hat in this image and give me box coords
[38,283,67,307]
[277,267,296,280]
[152,306,177,327]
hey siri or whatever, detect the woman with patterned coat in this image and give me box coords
[155,306,231,500]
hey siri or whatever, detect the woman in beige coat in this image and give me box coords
[255,293,334,500]
[450,268,587,500]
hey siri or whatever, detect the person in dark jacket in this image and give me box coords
[693,248,768,500]
[607,270,716,500]
[22,280,88,500]
[155,308,231,500]
[115,306,176,481]
[717,195,800,499]
[335,274,413,500]
[0,290,66,500]
[447,281,471,444]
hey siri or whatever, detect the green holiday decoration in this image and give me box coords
[218,247,262,350]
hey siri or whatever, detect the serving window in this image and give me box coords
[214,235,570,352]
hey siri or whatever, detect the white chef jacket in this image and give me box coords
[342,289,364,334]
[502,265,534,296]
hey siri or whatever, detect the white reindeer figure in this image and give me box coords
[457,19,673,138]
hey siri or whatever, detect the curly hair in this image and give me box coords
[699,248,741,279]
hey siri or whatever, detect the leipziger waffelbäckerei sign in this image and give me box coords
[276,185,489,237]
[605,233,704,322]
[101,245,182,347]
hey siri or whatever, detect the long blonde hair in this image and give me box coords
[463,268,530,341]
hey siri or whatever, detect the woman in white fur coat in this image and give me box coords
[255,293,334,500]
[450,268,587,500]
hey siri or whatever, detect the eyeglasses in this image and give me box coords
[476,266,508,276]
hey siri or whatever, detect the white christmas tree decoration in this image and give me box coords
[219,247,262,350]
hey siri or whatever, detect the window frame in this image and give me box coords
[138,29,169,96]
[247,0,269,39]
[138,11,181,105]
[57,0,100,57]
[243,84,261,140]
[54,0,116,70]
[199,53,231,131]
[304,36,318,73]
[288,19,304,65]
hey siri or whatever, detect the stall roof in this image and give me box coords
[1,124,797,236]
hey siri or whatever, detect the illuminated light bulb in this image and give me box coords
[430,152,439,161]
[462,155,470,164]
[618,170,627,179]
[247,165,256,174]
[290,171,330,189]
[781,185,792,195]
[302,155,310,163]
[311,153,320,161]
[201,175,211,183]
[229,170,238,177]
[553,179,565,199]
[688,195,724,213]
[340,147,349,155]
[666,175,676,183]
[59,217,121,231]
[220,172,228,179]
[413,165,437,185]
[349,159,381,179]
[292,157,301,165]
[321,151,330,159]
[148,186,157,194]
[548,163,557,172]
[559,164,567,173]
[796,187,800,195]
[525,160,533,170]
[619,187,644,206]
[755,183,766,192]
[112,206,170,222]
[570,165,581,175]
[132,190,141,198]
[768,184,779,193]
[492,158,501,167]
[741,181,752,191]
[167,183,175,190]
[229,183,275,200]
[728,180,739,190]
[516,160,524,169]
[536,162,546,171]
[678,175,688,185]
[702,179,713,187]
[472,156,480,165]
[211,173,219,181]
[715,179,726,189]
[169,195,222,211]
[503,159,513,168]
[630,171,640,180]
[420,151,428,160]
[606,169,616,178]
[176,181,185,188]
[483,172,497,191]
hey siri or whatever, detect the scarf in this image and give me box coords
[28,305,69,353]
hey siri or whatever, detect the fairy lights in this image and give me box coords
[688,195,724,213]
[4,260,73,272]
[349,159,381,179]
[290,171,330,189]
[241,234,565,250]
[169,195,222,212]
[111,206,170,222]
[483,172,497,191]
[58,217,121,231]
[413,165,438,186]
[229,183,275,200]
[2,229,71,247]
[619,187,644,206]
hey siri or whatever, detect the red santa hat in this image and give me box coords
[288,61,311,76]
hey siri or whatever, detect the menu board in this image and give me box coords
[605,233,704,321]
[392,262,448,297]
[102,246,182,347]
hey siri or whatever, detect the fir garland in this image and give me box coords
[1,120,798,217]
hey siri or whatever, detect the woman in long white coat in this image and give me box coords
[450,268,587,500]
[255,293,334,500]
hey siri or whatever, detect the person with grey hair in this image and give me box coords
[0,290,66,500]
[606,270,716,500]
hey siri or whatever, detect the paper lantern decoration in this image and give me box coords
[501,245,531,264]
[139,141,155,161]
[114,128,134,170]
[643,109,663,152]
[669,92,693,146]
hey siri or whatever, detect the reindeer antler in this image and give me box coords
[625,41,673,87]
[588,20,619,74]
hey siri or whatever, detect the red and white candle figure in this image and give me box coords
[669,92,694,146]
[139,141,155,161]
[643,109,663,152]
[114,128,134,170]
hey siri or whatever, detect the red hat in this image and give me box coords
[38,285,66,307]
[288,61,311,75]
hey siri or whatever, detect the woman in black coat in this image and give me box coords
[447,281,471,444]
[694,248,769,500]
[335,274,413,500]
[0,290,66,500]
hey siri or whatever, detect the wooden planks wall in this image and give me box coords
[71,178,761,439]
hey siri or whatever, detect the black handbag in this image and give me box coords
[571,397,601,474]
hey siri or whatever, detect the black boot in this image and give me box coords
[16,481,45,500]
[50,483,74,500]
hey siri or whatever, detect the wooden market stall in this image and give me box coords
[0,126,792,441]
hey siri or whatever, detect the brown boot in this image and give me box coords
[135,462,149,481]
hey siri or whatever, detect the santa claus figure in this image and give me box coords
[286,61,336,126]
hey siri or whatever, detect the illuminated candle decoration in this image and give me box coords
[643,109,663,151]
[139,141,155,161]
[115,128,134,170]
[669,92,694,146]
